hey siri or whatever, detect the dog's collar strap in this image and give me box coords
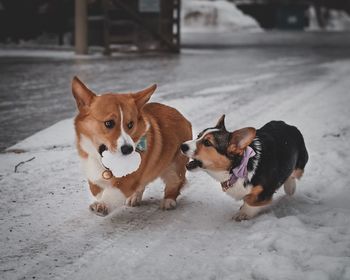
[221,146,256,191]
[136,136,147,152]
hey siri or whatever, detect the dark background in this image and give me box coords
[1,0,350,44]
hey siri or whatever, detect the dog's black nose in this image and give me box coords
[180,143,189,153]
[121,144,134,155]
[99,144,107,156]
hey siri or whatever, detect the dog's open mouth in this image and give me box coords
[186,159,203,171]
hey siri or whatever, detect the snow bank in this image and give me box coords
[182,0,262,33]
[7,118,75,152]
[308,7,350,31]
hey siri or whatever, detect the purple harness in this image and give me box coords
[221,146,256,191]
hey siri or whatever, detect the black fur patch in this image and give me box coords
[249,121,308,202]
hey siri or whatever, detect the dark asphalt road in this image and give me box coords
[1,31,350,151]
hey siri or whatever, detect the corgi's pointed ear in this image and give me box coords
[227,127,256,155]
[215,114,226,130]
[71,76,95,111]
[133,84,157,109]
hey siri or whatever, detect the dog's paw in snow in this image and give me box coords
[126,192,143,207]
[232,211,251,222]
[232,203,266,221]
[89,201,109,216]
[160,198,177,210]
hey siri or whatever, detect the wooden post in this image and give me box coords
[75,0,88,54]
[102,0,111,55]
[174,0,181,52]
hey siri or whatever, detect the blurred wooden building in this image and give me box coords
[83,0,181,54]
[0,0,180,54]
[1,0,349,52]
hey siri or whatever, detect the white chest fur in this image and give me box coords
[225,178,252,201]
[81,156,112,189]
[78,134,126,211]
[205,169,252,201]
[79,134,112,189]
[205,169,230,183]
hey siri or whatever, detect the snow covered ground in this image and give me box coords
[1,52,350,279]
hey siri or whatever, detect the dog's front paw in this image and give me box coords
[126,192,143,207]
[160,198,177,210]
[232,211,251,222]
[89,201,109,216]
[233,203,267,221]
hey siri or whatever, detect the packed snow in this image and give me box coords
[1,57,350,280]
[182,0,262,33]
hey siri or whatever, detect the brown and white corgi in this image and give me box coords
[181,115,308,221]
[72,77,192,216]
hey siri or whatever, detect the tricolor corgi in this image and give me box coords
[181,115,308,221]
[72,77,192,216]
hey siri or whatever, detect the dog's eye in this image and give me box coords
[104,120,115,129]
[203,139,212,147]
[127,121,134,129]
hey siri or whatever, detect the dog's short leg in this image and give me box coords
[284,168,304,196]
[160,153,187,210]
[126,186,145,207]
[233,185,271,221]
[88,181,106,215]
[284,176,296,196]
[89,187,126,216]
[160,167,182,210]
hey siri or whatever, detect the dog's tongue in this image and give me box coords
[186,160,202,171]
[101,150,141,178]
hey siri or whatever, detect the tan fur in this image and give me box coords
[244,185,272,207]
[72,77,192,214]
[89,181,102,196]
[227,127,256,156]
[292,168,304,179]
[161,152,187,200]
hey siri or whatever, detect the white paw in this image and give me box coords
[160,198,177,210]
[89,201,109,216]
[126,192,143,207]
[233,203,267,221]
[232,211,251,222]
[284,177,296,196]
